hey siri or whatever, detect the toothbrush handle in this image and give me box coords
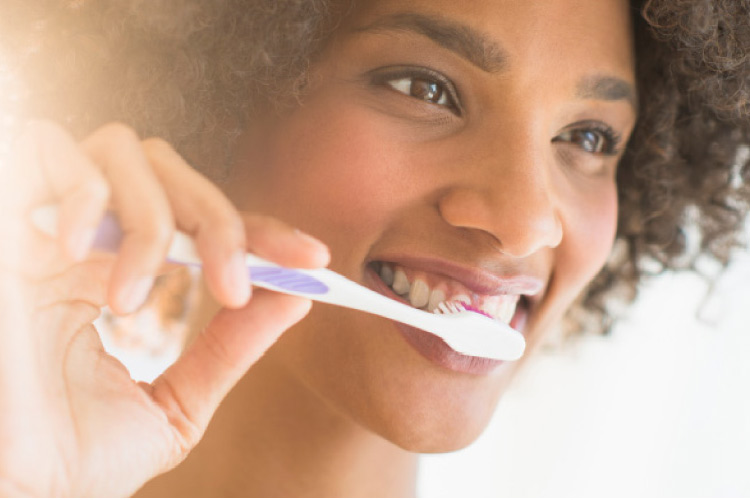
[33,206,420,324]
[91,211,337,296]
[129,214,415,318]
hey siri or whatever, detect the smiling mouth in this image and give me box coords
[368,261,531,329]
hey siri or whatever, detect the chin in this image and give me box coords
[373,368,516,453]
[269,303,526,455]
[384,407,500,453]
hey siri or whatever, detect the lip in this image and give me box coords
[370,254,545,298]
[363,261,534,376]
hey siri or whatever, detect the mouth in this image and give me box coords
[364,260,541,375]
[369,261,534,329]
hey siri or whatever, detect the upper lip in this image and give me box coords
[367,253,546,298]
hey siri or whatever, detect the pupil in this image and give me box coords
[410,78,441,103]
[579,130,601,152]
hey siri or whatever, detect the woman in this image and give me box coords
[0,0,748,496]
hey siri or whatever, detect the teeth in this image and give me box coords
[392,269,410,295]
[381,263,522,324]
[451,294,471,306]
[409,279,430,308]
[380,263,394,286]
[498,299,517,324]
[426,288,446,312]
[478,299,498,320]
[502,297,520,324]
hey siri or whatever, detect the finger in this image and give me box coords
[81,123,174,315]
[0,270,34,361]
[33,256,115,310]
[0,122,45,213]
[1,121,110,265]
[30,121,111,262]
[243,214,330,269]
[0,275,40,420]
[0,216,83,279]
[148,290,311,443]
[142,138,250,309]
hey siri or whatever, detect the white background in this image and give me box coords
[111,254,750,497]
[418,257,750,497]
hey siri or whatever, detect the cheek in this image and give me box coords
[569,183,618,271]
[242,103,414,249]
[548,181,618,322]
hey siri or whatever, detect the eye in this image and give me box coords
[553,121,622,156]
[386,76,452,108]
[370,66,462,115]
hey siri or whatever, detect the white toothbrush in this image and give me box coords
[31,206,526,361]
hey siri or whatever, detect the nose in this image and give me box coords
[438,145,563,259]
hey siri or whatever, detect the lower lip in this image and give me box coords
[364,266,527,376]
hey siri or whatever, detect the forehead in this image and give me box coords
[337,0,635,84]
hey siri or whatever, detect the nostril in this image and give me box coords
[437,188,493,232]
[501,213,563,258]
[437,185,563,257]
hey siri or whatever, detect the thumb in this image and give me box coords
[148,289,311,447]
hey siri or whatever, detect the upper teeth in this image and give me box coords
[378,263,520,325]
[409,278,430,309]
[392,269,410,295]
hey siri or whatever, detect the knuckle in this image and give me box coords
[206,210,245,247]
[151,378,204,453]
[132,211,174,250]
[220,210,246,236]
[98,122,140,145]
[141,136,174,155]
[144,218,175,247]
[79,175,111,204]
[248,213,290,234]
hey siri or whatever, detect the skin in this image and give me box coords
[0,0,635,497]
[140,0,637,496]
[0,119,329,496]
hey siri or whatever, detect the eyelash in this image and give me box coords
[553,121,623,156]
[369,68,623,157]
[369,66,462,115]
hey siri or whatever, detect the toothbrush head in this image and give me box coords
[434,300,492,319]
[429,301,525,361]
[457,302,493,319]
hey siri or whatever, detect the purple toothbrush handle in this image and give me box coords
[92,212,123,252]
[91,211,329,295]
[246,267,329,295]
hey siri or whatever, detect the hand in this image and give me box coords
[0,121,329,496]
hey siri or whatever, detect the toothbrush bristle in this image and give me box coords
[459,302,493,319]
[434,300,493,319]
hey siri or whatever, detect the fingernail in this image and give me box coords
[225,250,251,306]
[118,276,154,314]
[294,229,330,264]
[293,228,325,247]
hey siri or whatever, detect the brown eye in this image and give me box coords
[554,122,622,156]
[566,129,607,153]
[387,76,452,108]
[409,78,444,103]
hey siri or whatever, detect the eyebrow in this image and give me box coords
[354,12,508,73]
[355,12,637,111]
[576,74,638,111]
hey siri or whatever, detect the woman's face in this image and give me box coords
[226,0,636,451]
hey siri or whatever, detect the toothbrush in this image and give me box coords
[31,206,526,361]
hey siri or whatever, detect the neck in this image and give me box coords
[138,350,418,497]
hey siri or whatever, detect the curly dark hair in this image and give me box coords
[2,0,749,333]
